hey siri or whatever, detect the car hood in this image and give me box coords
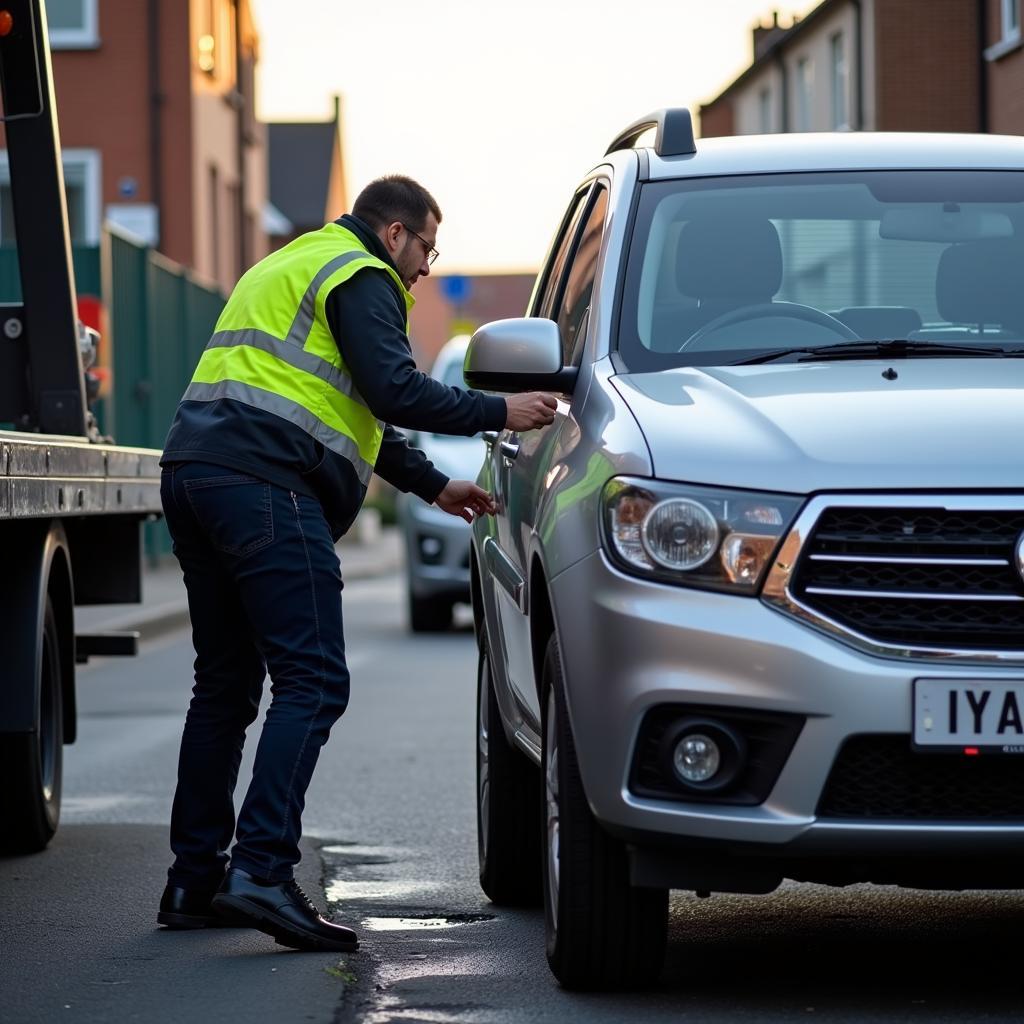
[611,360,1024,493]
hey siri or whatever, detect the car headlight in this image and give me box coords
[602,477,803,594]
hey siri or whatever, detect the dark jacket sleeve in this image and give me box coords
[374,424,448,503]
[325,269,507,435]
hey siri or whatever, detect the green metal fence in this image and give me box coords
[0,230,227,558]
[104,229,226,556]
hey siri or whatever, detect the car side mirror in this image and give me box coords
[463,318,578,394]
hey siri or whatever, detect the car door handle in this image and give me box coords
[499,440,520,461]
[482,430,499,447]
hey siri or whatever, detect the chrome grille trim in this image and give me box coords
[804,587,1024,602]
[762,494,1024,664]
[809,554,1009,567]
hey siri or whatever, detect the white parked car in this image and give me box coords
[398,336,487,631]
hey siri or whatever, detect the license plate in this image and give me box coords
[913,679,1024,753]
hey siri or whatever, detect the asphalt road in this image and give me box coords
[3,571,1024,1022]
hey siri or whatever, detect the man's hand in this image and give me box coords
[505,392,558,432]
[435,480,498,523]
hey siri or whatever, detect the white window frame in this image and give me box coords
[986,0,1022,60]
[830,31,849,131]
[758,87,772,134]
[1004,0,1021,38]
[795,56,813,133]
[48,0,100,50]
[0,147,102,245]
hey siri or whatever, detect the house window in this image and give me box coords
[830,32,848,130]
[209,164,221,281]
[197,0,236,81]
[758,88,772,133]
[985,0,1021,60]
[795,57,813,132]
[1004,0,1021,39]
[0,149,101,246]
[48,0,99,49]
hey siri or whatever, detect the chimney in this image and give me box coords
[753,9,789,62]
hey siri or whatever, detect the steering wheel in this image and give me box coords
[680,302,859,351]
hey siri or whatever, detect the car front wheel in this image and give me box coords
[541,633,668,989]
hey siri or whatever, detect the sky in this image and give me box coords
[250,0,819,274]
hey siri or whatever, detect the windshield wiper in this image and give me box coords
[735,339,1009,366]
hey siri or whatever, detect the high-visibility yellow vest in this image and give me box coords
[184,223,414,486]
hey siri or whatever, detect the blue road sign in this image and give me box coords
[440,274,471,305]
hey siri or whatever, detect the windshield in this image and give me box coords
[617,170,1024,370]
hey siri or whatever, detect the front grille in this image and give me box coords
[791,506,1024,651]
[818,735,1024,820]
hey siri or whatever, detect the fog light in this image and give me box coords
[661,717,746,793]
[418,535,443,564]
[673,733,720,782]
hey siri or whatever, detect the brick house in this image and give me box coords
[408,273,536,368]
[0,0,269,293]
[700,0,1022,138]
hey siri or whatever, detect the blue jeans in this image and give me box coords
[160,461,350,887]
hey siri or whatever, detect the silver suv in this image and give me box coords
[466,109,1024,990]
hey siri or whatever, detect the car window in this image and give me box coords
[532,186,592,319]
[556,186,608,367]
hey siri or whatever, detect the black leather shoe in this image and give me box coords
[212,868,358,952]
[157,884,222,929]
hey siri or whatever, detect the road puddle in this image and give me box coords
[321,844,403,857]
[325,878,433,901]
[364,914,496,932]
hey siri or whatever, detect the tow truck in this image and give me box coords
[0,0,162,852]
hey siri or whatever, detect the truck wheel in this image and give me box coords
[476,633,542,905]
[0,596,63,853]
[408,590,452,633]
[541,634,668,990]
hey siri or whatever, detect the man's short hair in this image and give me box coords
[352,175,442,233]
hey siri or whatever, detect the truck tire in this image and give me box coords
[408,590,452,633]
[476,633,542,905]
[541,634,668,990]
[0,596,63,853]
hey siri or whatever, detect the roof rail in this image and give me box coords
[605,108,696,158]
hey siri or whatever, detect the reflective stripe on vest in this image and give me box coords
[182,378,374,487]
[184,235,409,484]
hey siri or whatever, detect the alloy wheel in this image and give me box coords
[477,653,490,862]
[545,686,560,929]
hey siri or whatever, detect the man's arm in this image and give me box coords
[326,270,506,435]
[375,424,497,524]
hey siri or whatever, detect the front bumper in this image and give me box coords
[550,549,1024,854]
[399,498,471,600]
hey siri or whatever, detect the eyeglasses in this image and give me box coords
[402,223,439,266]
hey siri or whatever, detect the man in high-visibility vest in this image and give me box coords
[156,175,556,952]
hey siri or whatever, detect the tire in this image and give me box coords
[476,633,542,905]
[541,634,668,990]
[408,590,453,633]
[0,596,63,853]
